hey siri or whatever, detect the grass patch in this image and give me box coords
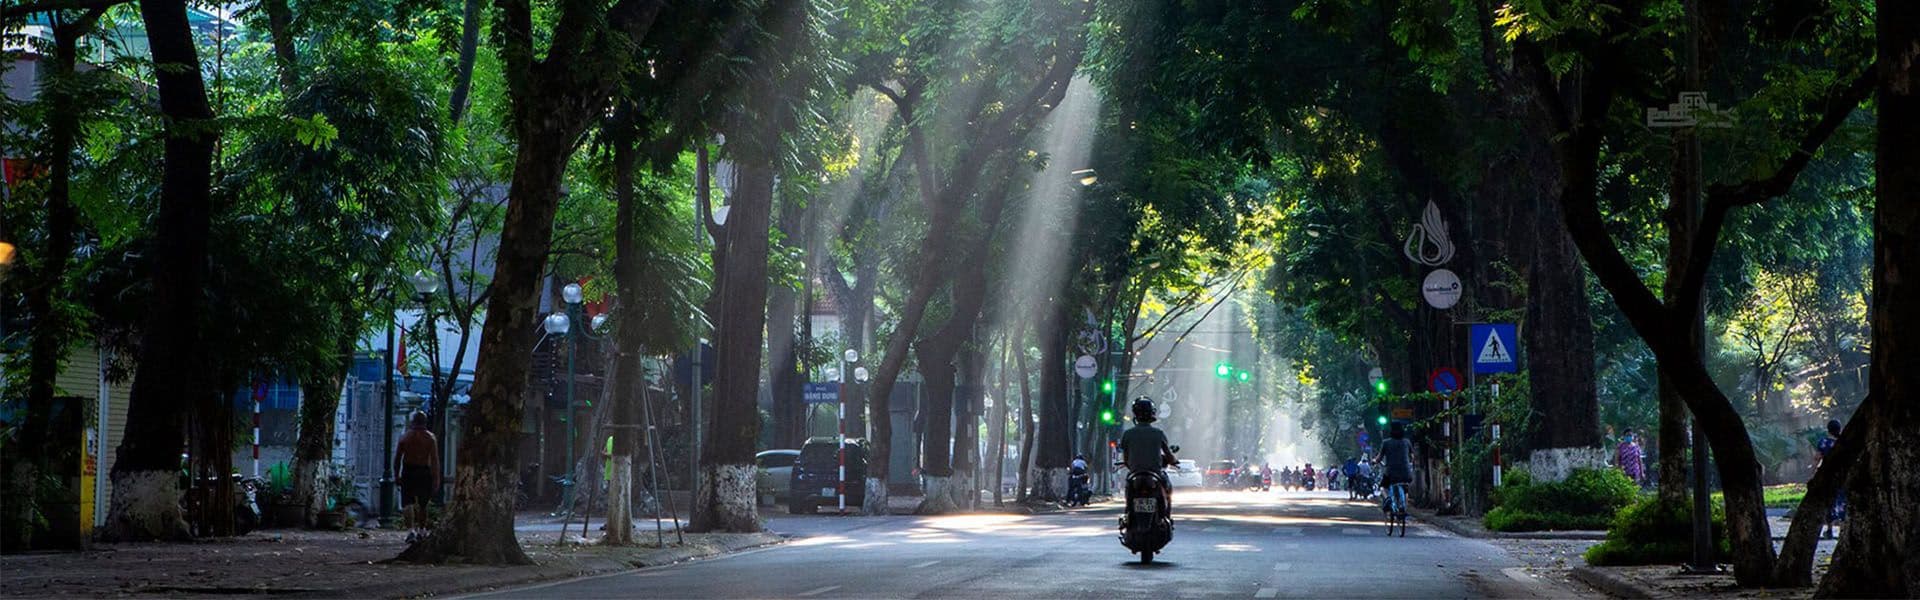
[1709,483,1806,510]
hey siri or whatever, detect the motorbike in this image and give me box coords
[1349,472,1376,500]
[1302,473,1317,491]
[1119,445,1179,564]
[1067,467,1092,507]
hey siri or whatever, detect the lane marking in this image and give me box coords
[797,585,842,597]
[1273,562,1293,571]
[911,560,940,569]
[1254,588,1278,598]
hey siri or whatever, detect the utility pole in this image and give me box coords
[691,145,710,499]
[1681,0,1717,573]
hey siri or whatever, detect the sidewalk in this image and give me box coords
[1,528,782,599]
[1412,507,1838,599]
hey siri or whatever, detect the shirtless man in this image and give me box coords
[394,411,440,541]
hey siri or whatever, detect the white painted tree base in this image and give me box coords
[100,469,189,541]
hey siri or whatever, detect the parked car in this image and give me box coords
[1203,460,1239,488]
[1165,459,1203,489]
[755,449,800,503]
[789,437,868,514]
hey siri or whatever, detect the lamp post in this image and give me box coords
[378,270,439,525]
[548,282,612,515]
[405,270,443,495]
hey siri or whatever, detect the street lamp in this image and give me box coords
[405,270,446,499]
[378,269,441,525]
[556,282,586,512]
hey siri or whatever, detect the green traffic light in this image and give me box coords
[1101,410,1116,424]
[1216,363,1232,378]
[1101,379,1115,393]
[1377,415,1388,426]
[1373,379,1389,395]
[1236,370,1251,382]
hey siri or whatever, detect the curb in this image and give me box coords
[312,532,786,599]
[1571,566,1656,599]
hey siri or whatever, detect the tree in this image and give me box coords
[1507,0,1875,582]
[1817,5,1920,593]
[97,0,219,543]
[399,0,666,564]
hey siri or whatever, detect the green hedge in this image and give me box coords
[1482,468,1638,532]
[1584,496,1728,566]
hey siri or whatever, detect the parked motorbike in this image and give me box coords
[1118,445,1179,564]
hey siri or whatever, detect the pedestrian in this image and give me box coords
[394,411,440,542]
[1615,429,1645,487]
[1815,419,1845,538]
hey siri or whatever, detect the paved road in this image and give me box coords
[474,490,1594,599]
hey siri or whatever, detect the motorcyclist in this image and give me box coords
[1118,398,1177,507]
[1068,454,1091,505]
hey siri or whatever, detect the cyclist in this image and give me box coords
[1375,421,1414,516]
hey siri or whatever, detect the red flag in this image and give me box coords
[395,328,407,376]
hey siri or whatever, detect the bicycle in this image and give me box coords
[1382,482,1409,537]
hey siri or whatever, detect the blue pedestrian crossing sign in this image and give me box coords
[1469,324,1518,374]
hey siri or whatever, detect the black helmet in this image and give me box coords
[1131,398,1157,423]
[1828,419,1843,435]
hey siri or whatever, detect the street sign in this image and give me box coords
[1470,324,1518,374]
[1421,268,1463,310]
[1075,355,1098,379]
[803,382,841,404]
[1391,408,1415,419]
[1367,367,1385,385]
[1429,367,1463,396]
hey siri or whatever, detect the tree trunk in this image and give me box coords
[603,109,642,546]
[396,131,577,565]
[446,0,483,126]
[914,337,958,514]
[1034,302,1071,501]
[1817,14,1920,594]
[689,158,773,533]
[262,0,299,94]
[765,196,805,449]
[1522,196,1600,452]
[954,341,985,510]
[1016,333,1036,503]
[991,337,1012,506]
[100,0,218,543]
[292,305,358,526]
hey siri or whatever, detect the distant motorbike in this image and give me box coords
[1067,466,1092,507]
[1119,445,1179,564]
[1349,472,1376,500]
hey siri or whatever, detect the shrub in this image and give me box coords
[1483,467,1638,532]
[1583,497,1728,566]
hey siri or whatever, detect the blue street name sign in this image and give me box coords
[803,382,841,404]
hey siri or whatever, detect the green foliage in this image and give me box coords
[1584,497,1729,566]
[1484,468,1638,532]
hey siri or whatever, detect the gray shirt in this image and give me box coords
[1119,424,1171,473]
[1380,438,1413,481]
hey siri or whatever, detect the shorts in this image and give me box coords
[400,464,435,507]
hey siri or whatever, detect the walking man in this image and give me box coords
[395,411,441,542]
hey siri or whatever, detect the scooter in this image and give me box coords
[1119,445,1179,564]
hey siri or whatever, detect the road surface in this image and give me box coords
[472,490,1594,598]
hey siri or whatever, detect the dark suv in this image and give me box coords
[789,437,869,514]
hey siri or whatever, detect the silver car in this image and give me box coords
[1166,459,1203,489]
[755,449,801,502]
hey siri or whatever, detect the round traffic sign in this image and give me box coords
[1429,367,1463,396]
[1075,355,1098,379]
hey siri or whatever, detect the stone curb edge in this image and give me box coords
[307,532,787,599]
[1571,566,1656,599]
[1410,507,1608,540]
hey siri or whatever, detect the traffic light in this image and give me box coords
[1101,379,1115,394]
[1100,409,1116,424]
[1215,363,1232,378]
[1377,415,1389,426]
[1236,369,1251,382]
[1372,378,1389,396]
